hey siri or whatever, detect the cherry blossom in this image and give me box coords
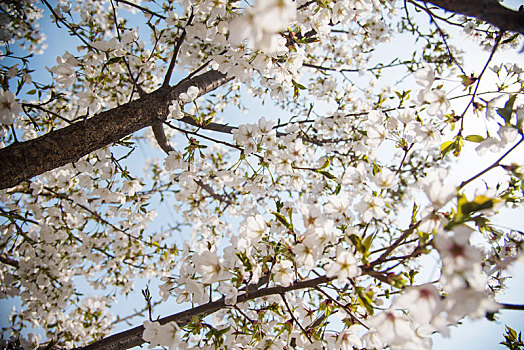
[325,247,361,283]
[0,90,22,126]
[195,250,231,284]
[179,86,200,103]
[1,1,523,349]
[273,260,294,287]
[367,310,420,349]
[228,0,295,53]
[394,284,443,324]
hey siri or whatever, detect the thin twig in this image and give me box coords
[42,186,166,250]
[163,8,194,88]
[0,254,19,268]
[41,0,96,51]
[194,179,233,205]
[499,303,524,311]
[280,293,313,343]
[395,143,414,175]
[115,0,167,19]
[458,30,504,134]
[110,0,146,98]
[303,60,412,73]
[372,221,421,266]
[459,134,524,189]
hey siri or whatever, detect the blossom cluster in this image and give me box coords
[1,0,523,349]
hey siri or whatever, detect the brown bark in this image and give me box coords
[74,275,332,350]
[423,0,524,34]
[0,70,229,190]
[74,266,392,350]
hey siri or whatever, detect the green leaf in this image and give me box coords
[457,194,496,217]
[316,170,337,180]
[292,80,306,90]
[272,211,291,229]
[497,95,517,124]
[363,235,374,254]
[372,163,380,176]
[440,140,454,156]
[348,234,363,252]
[318,157,330,170]
[411,202,418,224]
[356,289,374,315]
[507,326,518,341]
[459,74,477,89]
[465,135,485,143]
[293,85,299,99]
[502,33,519,45]
[106,56,125,65]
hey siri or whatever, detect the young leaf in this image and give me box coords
[465,135,485,143]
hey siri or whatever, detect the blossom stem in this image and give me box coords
[458,134,524,189]
[314,286,370,330]
[281,293,313,343]
[458,30,504,134]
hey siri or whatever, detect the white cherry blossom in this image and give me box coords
[0,90,22,125]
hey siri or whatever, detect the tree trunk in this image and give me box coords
[0,70,229,190]
[424,0,524,34]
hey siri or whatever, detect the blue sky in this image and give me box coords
[1,1,523,349]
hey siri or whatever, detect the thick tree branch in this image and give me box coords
[0,254,19,268]
[0,70,230,190]
[178,115,237,134]
[75,275,333,350]
[74,266,395,350]
[151,120,175,154]
[422,0,524,34]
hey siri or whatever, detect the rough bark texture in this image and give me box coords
[424,0,524,34]
[0,70,229,190]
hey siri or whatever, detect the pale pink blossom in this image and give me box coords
[218,282,239,305]
[273,260,294,286]
[325,247,361,283]
[337,329,363,350]
[0,90,22,125]
[373,168,396,189]
[424,89,450,116]
[195,251,231,284]
[434,225,482,274]
[414,65,435,88]
[367,310,418,348]
[228,0,295,53]
[394,284,443,324]
[179,86,199,103]
[355,195,387,221]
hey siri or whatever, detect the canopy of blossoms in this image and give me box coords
[0,0,523,349]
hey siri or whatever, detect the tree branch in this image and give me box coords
[422,0,524,34]
[162,8,194,88]
[499,303,524,311]
[194,179,233,205]
[151,120,175,154]
[114,0,167,19]
[0,70,230,190]
[74,266,395,350]
[74,275,333,350]
[0,254,19,268]
[459,134,524,189]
